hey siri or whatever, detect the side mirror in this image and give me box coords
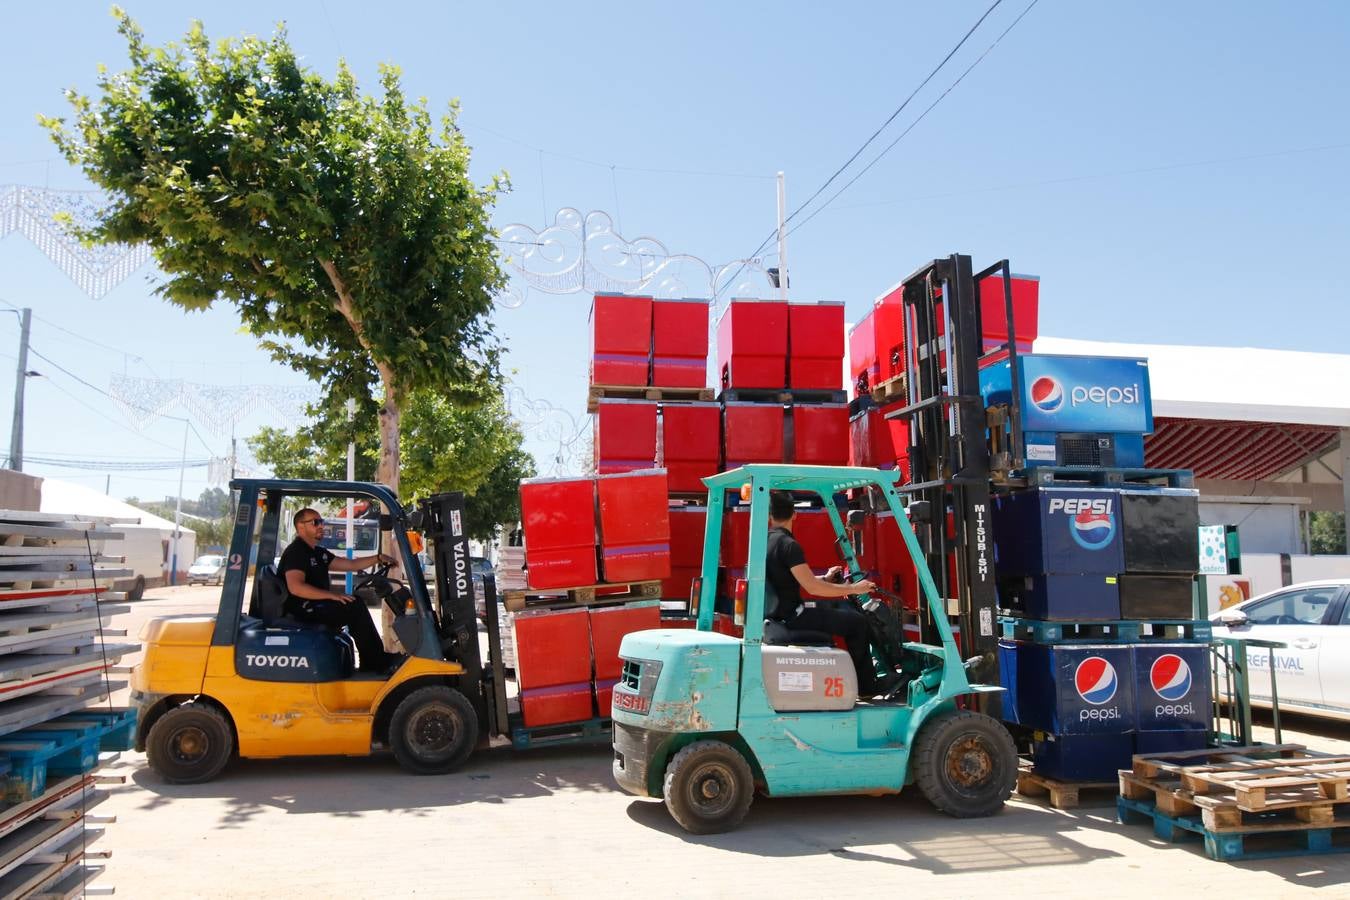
[1218,609,1249,628]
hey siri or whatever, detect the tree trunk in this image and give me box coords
[374,360,401,496]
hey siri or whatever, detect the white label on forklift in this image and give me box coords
[1027,444,1056,461]
[779,671,813,692]
[264,636,290,646]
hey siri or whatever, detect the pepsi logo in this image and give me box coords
[1150,654,1193,702]
[1030,376,1063,413]
[1074,656,1118,705]
[1069,509,1116,550]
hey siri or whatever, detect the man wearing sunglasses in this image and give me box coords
[278,507,396,674]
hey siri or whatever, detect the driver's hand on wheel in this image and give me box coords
[333,592,356,605]
[374,553,395,567]
[849,580,876,596]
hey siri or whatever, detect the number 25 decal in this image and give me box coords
[824,677,844,697]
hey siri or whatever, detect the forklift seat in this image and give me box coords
[763,619,834,647]
[249,564,291,625]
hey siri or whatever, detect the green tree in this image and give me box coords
[1309,511,1346,555]
[42,10,507,495]
[249,387,535,540]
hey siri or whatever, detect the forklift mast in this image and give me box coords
[416,491,509,740]
[888,254,1023,673]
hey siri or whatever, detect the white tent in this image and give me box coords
[39,478,197,596]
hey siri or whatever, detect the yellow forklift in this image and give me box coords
[131,479,511,782]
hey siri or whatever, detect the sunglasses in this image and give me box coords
[299,518,324,526]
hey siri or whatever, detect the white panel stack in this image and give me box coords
[0,509,139,897]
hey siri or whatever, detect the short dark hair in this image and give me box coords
[293,507,320,527]
[769,491,796,522]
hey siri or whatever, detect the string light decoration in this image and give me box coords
[0,184,153,299]
[107,375,318,437]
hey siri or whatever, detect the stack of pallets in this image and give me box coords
[0,509,139,897]
[1118,744,1350,861]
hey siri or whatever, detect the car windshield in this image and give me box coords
[192,555,224,567]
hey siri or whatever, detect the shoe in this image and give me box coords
[872,671,907,699]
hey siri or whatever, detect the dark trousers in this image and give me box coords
[787,603,877,691]
[292,599,387,671]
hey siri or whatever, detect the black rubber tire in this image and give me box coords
[388,686,478,775]
[662,740,755,834]
[145,703,234,784]
[128,575,145,602]
[913,709,1017,818]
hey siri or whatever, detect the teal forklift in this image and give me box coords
[610,464,1017,834]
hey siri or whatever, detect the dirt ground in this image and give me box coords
[93,585,1350,898]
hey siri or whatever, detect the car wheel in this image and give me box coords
[128,575,145,602]
[146,703,234,784]
[388,686,478,775]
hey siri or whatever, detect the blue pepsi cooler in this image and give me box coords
[1033,733,1136,783]
[979,354,1153,469]
[998,574,1121,621]
[1132,644,1210,734]
[993,487,1123,578]
[1005,642,1135,735]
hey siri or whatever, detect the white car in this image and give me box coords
[1210,579,1350,722]
[186,554,227,586]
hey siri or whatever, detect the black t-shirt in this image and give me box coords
[765,526,806,621]
[278,538,335,597]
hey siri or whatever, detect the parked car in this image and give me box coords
[187,554,227,586]
[1209,579,1350,722]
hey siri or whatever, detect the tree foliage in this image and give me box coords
[42,10,507,494]
[1309,511,1347,555]
[248,387,535,540]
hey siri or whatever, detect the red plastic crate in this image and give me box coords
[787,301,845,390]
[590,601,661,680]
[594,399,658,474]
[520,681,594,727]
[716,299,788,390]
[594,677,620,718]
[520,477,597,589]
[848,403,910,472]
[848,311,877,397]
[512,607,593,690]
[652,298,709,388]
[721,507,751,568]
[873,291,907,385]
[791,403,849,466]
[854,512,879,577]
[668,507,707,567]
[596,470,671,583]
[975,273,1039,352]
[792,509,840,570]
[723,402,785,469]
[590,293,653,386]
[660,402,721,494]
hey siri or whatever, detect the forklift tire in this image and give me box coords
[662,740,754,835]
[145,703,234,784]
[388,686,478,775]
[913,710,1017,818]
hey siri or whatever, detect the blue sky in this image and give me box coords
[1,2,1347,503]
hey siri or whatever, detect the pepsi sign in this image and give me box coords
[993,488,1123,576]
[1132,645,1209,732]
[1006,643,1135,736]
[1075,656,1119,706]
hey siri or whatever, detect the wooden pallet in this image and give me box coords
[997,616,1211,644]
[510,716,611,751]
[1118,793,1350,861]
[1016,764,1117,809]
[503,581,663,612]
[1002,466,1196,490]
[587,384,714,413]
[718,387,848,405]
[870,374,907,406]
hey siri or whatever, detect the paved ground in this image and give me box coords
[95,586,1350,898]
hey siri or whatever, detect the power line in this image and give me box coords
[715,1,1013,297]
[786,0,1041,238]
[24,455,210,471]
[0,297,160,376]
[29,375,183,452]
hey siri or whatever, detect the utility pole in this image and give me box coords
[346,396,356,593]
[8,308,32,471]
[775,173,788,301]
[170,419,188,586]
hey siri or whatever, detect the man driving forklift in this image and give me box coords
[278,507,397,674]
